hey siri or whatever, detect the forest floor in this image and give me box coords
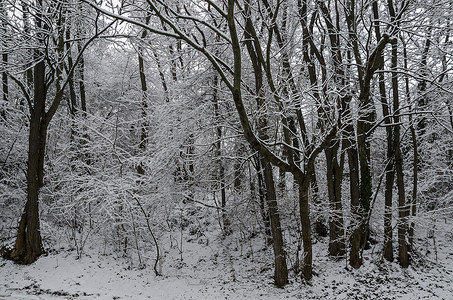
[1,217,452,300]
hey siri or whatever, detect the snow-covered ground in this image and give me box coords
[1,219,452,300]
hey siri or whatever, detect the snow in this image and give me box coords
[1,220,452,300]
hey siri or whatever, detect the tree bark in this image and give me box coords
[372,1,394,262]
[298,179,313,280]
[10,59,46,264]
[342,96,362,268]
[261,157,288,287]
[387,0,409,268]
[326,143,345,258]
[242,1,288,286]
[391,40,409,268]
[345,1,396,267]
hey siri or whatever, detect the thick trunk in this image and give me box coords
[11,60,46,264]
[277,168,286,200]
[351,86,374,269]
[381,84,395,263]
[395,142,409,267]
[325,145,345,257]
[298,180,313,280]
[261,157,288,287]
[349,147,364,270]
[233,147,242,191]
[381,74,395,262]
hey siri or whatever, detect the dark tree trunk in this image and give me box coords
[356,93,373,255]
[391,40,409,268]
[8,0,105,265]
[386,0,409,268]
[345,0,394,267]
[298,180,313,280]
[402,39,418,253]
[10,60,46,264]
[370,1,394,261]
[242,3,288,286]
[261,157,288,287]
[342,97,361,268]
[66,26,77,116]
[136,47,147,175]
[277,168,286,201]
[383,129,395,262]
[325,144,345,258]
[136,15,150,176]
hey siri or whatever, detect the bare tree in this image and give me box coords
[3,0,113,264]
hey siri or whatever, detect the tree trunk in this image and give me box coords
[383,137,395,262]
[345,0,394,268]
[261,157,288,287]
[298,179,313,280]
[242,1,288,286]
[403,39,418,253]
[372,0,394,262]
[325,144,345,258]
[136,49,147,175]
[10,60,46,264]
[136,15,150,176]
[391,40,409,268]
[66,25,77,116]
[343,98,361,268]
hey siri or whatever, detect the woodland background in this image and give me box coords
[0,0,452,296]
